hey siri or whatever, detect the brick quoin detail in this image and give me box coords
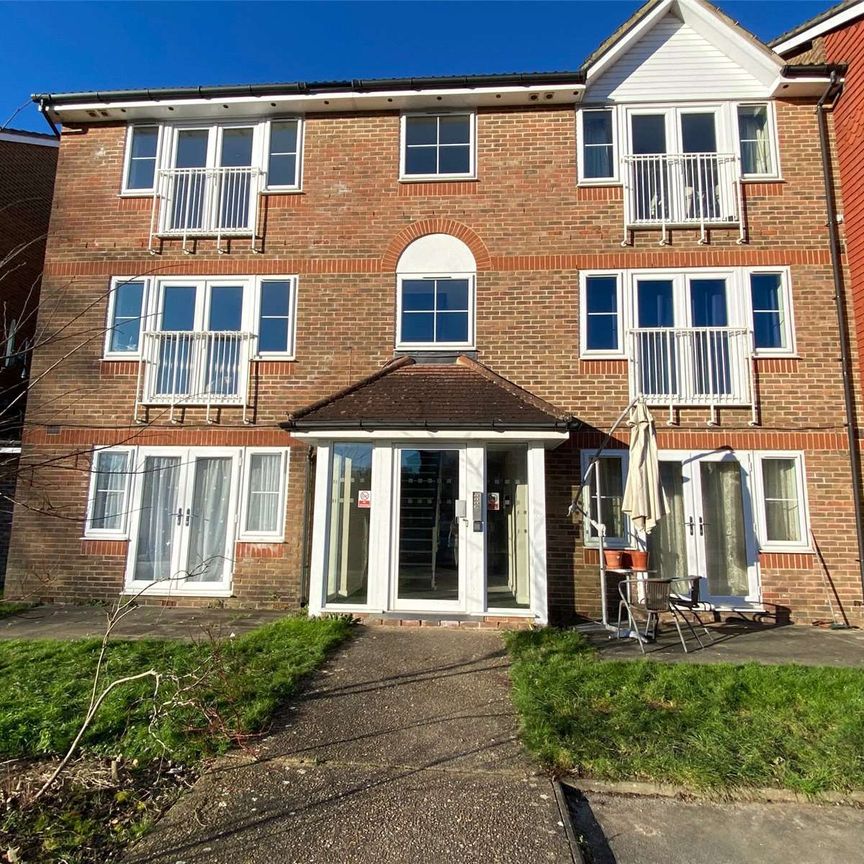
[381,219,492,272]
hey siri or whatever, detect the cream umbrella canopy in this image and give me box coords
[622,398,668,534]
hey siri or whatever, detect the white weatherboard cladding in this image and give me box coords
[588,14,770,103]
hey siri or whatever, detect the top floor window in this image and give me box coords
[400,113,476,180]
[737,104,775,177]
[579,108,616,181]
[121,119,303,195]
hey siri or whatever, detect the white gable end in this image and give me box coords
[587,12,772,103]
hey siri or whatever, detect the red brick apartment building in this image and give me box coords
[6,0,864,627]
[0,128,58,587]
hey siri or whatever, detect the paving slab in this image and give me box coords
[126,626,573,863]
[565,787,864,864]
[0,604,287,641]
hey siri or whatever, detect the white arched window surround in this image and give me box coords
[395,234,477,350]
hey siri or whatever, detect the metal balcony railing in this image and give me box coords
[628,327,757,425]
[148,166,263,253]
[135,331,256,423]
[622,153,745,245]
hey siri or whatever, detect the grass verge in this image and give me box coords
[505,628,864,795]
[0,614,352,861]
[0,601,36,620]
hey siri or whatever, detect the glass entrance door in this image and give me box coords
[128,449,238,593]
[647,451,758,606]
[394,448,463,608]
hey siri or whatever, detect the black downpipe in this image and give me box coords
[299,447,316,607]
[816,72,864,601]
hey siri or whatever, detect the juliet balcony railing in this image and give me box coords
[628,327,757,425]
[148,166,263,253]
[621,153,745,246]
[135,331,256,423]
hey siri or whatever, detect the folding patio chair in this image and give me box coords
[617,577,706,654]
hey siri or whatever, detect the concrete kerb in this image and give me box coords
[560,776,864,808]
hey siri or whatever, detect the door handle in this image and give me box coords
[185,508,191,526]
[698,516,705,536]
[175,507,183,526]
[686,516,695,536]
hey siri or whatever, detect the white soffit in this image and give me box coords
[585,0,783,103]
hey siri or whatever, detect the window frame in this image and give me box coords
[399,111,477,182]
[395,273,476,351]
[753,451,810,551]
[253,275,299,359]
[577,106,620,185]
[238,447,290,542]
[746,266,796,357]
[120,125,162,196]
[580,449,631,548]
[262,117,304,193]
[579,270,624,358]
[734,101,782,181]
[103,276,152,359]
[84,446,136,539]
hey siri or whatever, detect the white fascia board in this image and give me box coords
[291,429,569,446]
[585,0,675,82]
[0,131,58,148]
[47,84,585,124]
[773,1,864,56]
[771,75,840,98]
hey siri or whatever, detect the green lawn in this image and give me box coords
[505,628,864,795]
[0,614,352,861]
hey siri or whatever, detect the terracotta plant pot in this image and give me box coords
[603,549,625,569]
[627,549,649,571]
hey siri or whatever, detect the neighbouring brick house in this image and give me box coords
[6,0,864,627]
[0,128,58,588]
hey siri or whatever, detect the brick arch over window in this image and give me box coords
[382,219,491,272]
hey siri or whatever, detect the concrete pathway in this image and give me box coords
[0,604,287,641]
[126,626,572,864]
[566,787,864,864]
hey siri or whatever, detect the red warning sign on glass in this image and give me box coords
[358,490,372,509]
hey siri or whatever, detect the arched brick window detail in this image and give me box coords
[382,219,491,272]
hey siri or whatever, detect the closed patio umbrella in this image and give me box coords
[622,398,667,535]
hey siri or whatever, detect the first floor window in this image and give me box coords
[584,274,620,352]
[584,454,627,543]
[737,104,775,176]
[402,113,474,178]
[107,279,146,354]
[124,126,159,192]
[581,108,615,181]
[750,272,788,351]
[399,277,472,347]
[759,456,805,546]
[244,451,286,536]
[87,449,132,534]
[258,279,296,355]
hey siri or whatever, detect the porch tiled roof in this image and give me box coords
[284,355,573,431]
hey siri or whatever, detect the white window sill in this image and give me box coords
[261,187,303,195]
[398,175,477,183]
[758,544,813,554]
[82,533,128,542]
[118,190,155,198]
[124,582,233,598]
[579,351,626,361]
[237,534,285,544]
[741,175,784,183]
[753,351,798,360]
[102,354,141,362]
[577,179,621,187]
[396,343,475,352]
[254,354,296,362]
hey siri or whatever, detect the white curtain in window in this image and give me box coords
[739,108,771,175]
[700,461,749,596]
[246,453,281,533]
[134,456,180,583]
[91,452,129,530]
[186,457,231,583]
[763,458,800,542]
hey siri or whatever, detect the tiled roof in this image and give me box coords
[284,355,573,430]
[770,0,862,48]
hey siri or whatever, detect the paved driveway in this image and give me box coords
[126,626,572,863]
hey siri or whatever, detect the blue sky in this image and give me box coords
[1,1,835,133]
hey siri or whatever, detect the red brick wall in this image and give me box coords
[6,100,863,622]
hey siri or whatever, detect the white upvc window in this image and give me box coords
[400,112,476,180]
[578,267,796,359]
[736,102,781,180]
[580,450,630,547]
[577,107,618,184]
[103,275,298,360]
[84,447,135,538]
[121,119,303,196]
[754,452,809,550]
[104,277,151,358]
[396,275,475,350]
[239,448,289,541]
[121,126,162,194]
[580,271,624,358]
